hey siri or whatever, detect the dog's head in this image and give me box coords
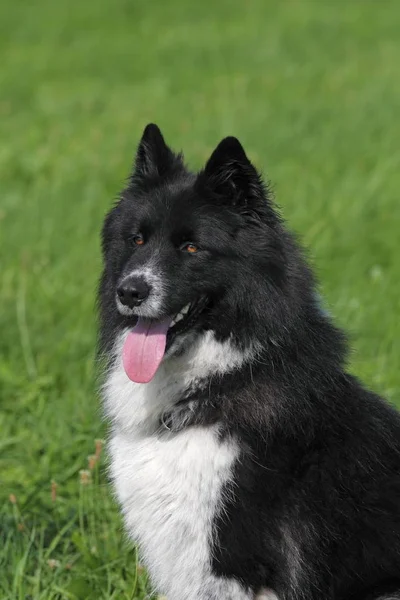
[100,124,302,382]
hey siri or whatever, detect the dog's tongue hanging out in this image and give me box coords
[122,317,172,383]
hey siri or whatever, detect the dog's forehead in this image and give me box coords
[125,178,238,235]
[141,182,216,225]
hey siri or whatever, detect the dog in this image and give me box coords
[98,124,400,600]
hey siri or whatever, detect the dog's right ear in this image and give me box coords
[132,124,183,181]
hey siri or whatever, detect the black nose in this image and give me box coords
[117,278,150,309]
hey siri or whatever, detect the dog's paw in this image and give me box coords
[161,400,198,432]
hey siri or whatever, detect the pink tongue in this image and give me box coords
[122,317,171,383]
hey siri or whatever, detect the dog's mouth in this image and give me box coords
[122,297,209,384]
[167,296,209,343]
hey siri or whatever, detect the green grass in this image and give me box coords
[1,0,400,597]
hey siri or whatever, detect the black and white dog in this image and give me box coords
[99,124,400,600]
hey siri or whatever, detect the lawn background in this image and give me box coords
[1,1,399,598]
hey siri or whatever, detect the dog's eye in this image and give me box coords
[131,233,145,246]
[180,242,198,254]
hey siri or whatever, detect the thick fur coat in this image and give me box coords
[99,124,400,600]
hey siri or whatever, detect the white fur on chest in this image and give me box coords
[110,427,240,598]
[103,330,256,599]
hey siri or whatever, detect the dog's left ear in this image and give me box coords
[200,137,265,213]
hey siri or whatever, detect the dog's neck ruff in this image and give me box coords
[103,328,256,432]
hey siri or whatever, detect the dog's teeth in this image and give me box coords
[170,304,191,328]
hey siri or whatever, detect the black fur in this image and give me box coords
[99,124,400,599]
